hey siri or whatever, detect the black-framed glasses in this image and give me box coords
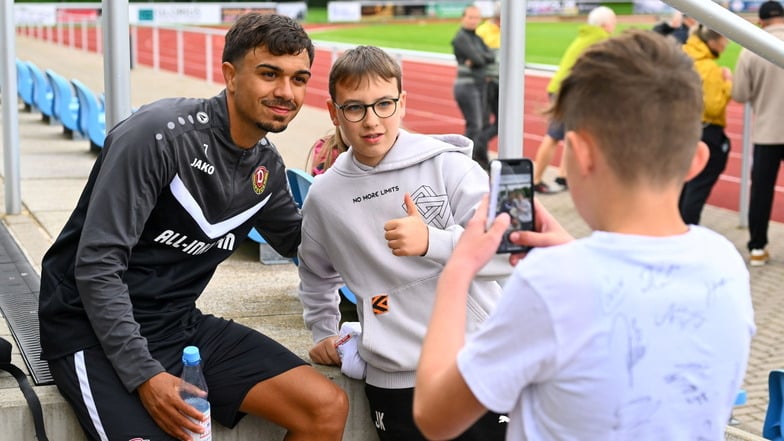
[334,97,400,122]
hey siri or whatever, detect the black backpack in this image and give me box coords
[0,337,49,441]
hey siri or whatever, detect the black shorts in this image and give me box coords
[365,384,507,441]
[48,315,307,441]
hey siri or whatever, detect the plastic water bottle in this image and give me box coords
[180,346,212,441]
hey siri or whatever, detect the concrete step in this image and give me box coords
[0,362,375,441]
[1,365,769,441]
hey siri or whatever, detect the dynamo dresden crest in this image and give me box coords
[252,166,269,195]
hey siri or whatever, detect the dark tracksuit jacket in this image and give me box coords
[38,90,301,392]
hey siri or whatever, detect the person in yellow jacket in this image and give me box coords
[476,7,501,156]
[679,25,732,225]
[532,6,616,194]
[475,12,500,49]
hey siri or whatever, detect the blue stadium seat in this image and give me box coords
[15,59,35,111]
[285,168,357,305]
[70,78,106,150]
[764,370,784,440]
[283,168,313,268]
[246,169,315,265]
[286,167,314,205]
[26,62,55,122]
[45,69,81,138]
[247,227,291,265]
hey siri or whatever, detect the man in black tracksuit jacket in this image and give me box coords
[38,13,348,441]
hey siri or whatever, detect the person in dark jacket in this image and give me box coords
[452,5,496,170]
[672,14,698,44]
[653,10,695,44]
[37,13,348,441]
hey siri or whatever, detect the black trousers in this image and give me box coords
[478,79,499,152]
[454,80,490,170]
[748,143,784,250]
[680,124,730,225]
[365,384,507,441]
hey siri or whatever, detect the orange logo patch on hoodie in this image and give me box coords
[372,295,389,315]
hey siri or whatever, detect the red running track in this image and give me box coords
[20,25,784,223]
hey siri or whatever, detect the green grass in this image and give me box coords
[305,7,328,24]
[307,19,741,69]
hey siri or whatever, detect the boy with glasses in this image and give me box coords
[297,45,508,440]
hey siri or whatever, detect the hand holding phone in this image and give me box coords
[487,158,535,254]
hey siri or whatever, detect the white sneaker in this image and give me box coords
[750,249,769,267]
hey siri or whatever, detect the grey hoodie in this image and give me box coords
[298,129,505,388]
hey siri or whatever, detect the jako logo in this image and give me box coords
[374,410,386,431]
[190,157,215,175]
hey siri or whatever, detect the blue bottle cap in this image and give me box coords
[182,346,201,365]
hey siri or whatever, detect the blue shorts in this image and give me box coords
[545,92,565,141]
[546,119,565,141]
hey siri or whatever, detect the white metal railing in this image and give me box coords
[740,103,752,228]
[19,21,539,71]
[15,20,755,225]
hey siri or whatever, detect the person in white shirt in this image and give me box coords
[414,30,756,441]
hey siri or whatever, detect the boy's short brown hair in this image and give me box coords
[550,30,703,186]
[328,45,402,101]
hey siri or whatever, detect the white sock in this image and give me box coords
[335,322,366,380]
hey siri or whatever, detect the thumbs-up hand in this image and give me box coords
[384,193,429,256]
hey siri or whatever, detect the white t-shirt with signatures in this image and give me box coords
[458,226,756,441]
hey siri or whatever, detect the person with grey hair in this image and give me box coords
[732,0,784,266]
[531,5,616,194]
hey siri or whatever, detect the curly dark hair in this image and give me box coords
[222,13,314,66]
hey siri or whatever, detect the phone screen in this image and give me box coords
[487,158,534,254]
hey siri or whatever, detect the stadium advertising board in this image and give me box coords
[12,2,306,26]
[328,1,497,22]
[327,0,766,22]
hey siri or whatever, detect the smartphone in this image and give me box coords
[487,158,535,254]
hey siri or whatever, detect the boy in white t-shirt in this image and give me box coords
[414,30,756,441]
